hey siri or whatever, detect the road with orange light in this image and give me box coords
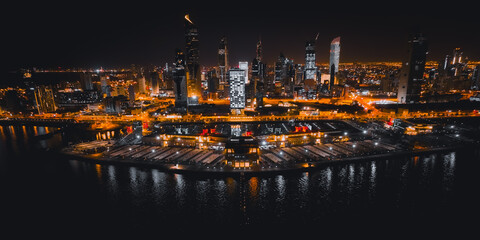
[2,95,480,127]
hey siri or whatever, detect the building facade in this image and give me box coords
[229,68,246,115]
[218,36,229,85]
[173,49,188,111]
[397,33,428,104]
[184,14,202,104]
[304,40,317,81]
[329,37,341,88]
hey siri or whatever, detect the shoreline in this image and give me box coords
[58,144,468,176]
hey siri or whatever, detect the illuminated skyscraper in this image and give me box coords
[184,14,201,104]
[239,61,249,84]
[256,38,263,62]
[81,72,93,91]
[397,33,428,104]
[274,54,295,97]
[329,37,341,89]
[100,72,110,97]
[452,48,462,65]
[304,40,317,81]
[329,37,341,74]
[173,49,188,110]
[443,55,452,70]
[451,48,466,77]
[252,39,266,108]
[138,75,146,94]
[150,71,160,96]
[218,36,229,85]
[252,38,265,87]
[229,68,246,115]
[472,65,480,90]
[128,85,135,107]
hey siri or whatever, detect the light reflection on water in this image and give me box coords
[0,124,468,229]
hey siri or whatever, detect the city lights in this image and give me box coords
[1,11,479,174]
[3,5,480,234]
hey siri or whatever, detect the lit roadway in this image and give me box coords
[2,96,480,126]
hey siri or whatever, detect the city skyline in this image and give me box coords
[2,1,480,235]
[4,1,480,71]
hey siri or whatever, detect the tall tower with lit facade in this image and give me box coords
[329,37,341,89]
[229,68,246,115]
[304,40,317,81]
[138,75,146,94]
[397,33,428,104]
[218,36,229,85]
[184,14,201,104]
[252,39,265,109]
[100,72,110,97]
[239,61,249,84]
[173,49,188,111]
[252,38,265,83]
[149,70,160,96]
[81,72,93,91]
[472,65,480,90]
[256,38,263,62]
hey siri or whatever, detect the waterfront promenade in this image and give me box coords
[61,138,465,175]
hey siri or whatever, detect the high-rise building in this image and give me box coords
[397,33,428,104]
[239,61,249,84]
[128,84,136,107]
[443,55,452,70]
[138,75,146,94]
[100,72,110,97]
[161,63,174,90]
[81,72,93,91]
[149,70,160,96]
[218,36,229,85]
[452,48,462,65]
[252,39,265,108]
[229,68,246,115]
[329,37,341,74]
[173,49,188,110]
[274,54,295,97]
[304,40,317,81]
[452,48,466,77]
[329,37,341,89]
[104,96,125,114]
[184,14,201,104]
[34,86,56,114]
[472,65,480,90]
[206,69,218,97]
[256,38,263,62]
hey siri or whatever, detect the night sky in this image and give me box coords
[4,1,480,71]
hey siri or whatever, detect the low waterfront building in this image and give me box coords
[224,136,259,168]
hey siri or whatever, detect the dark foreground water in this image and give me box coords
[0,125,479,237]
